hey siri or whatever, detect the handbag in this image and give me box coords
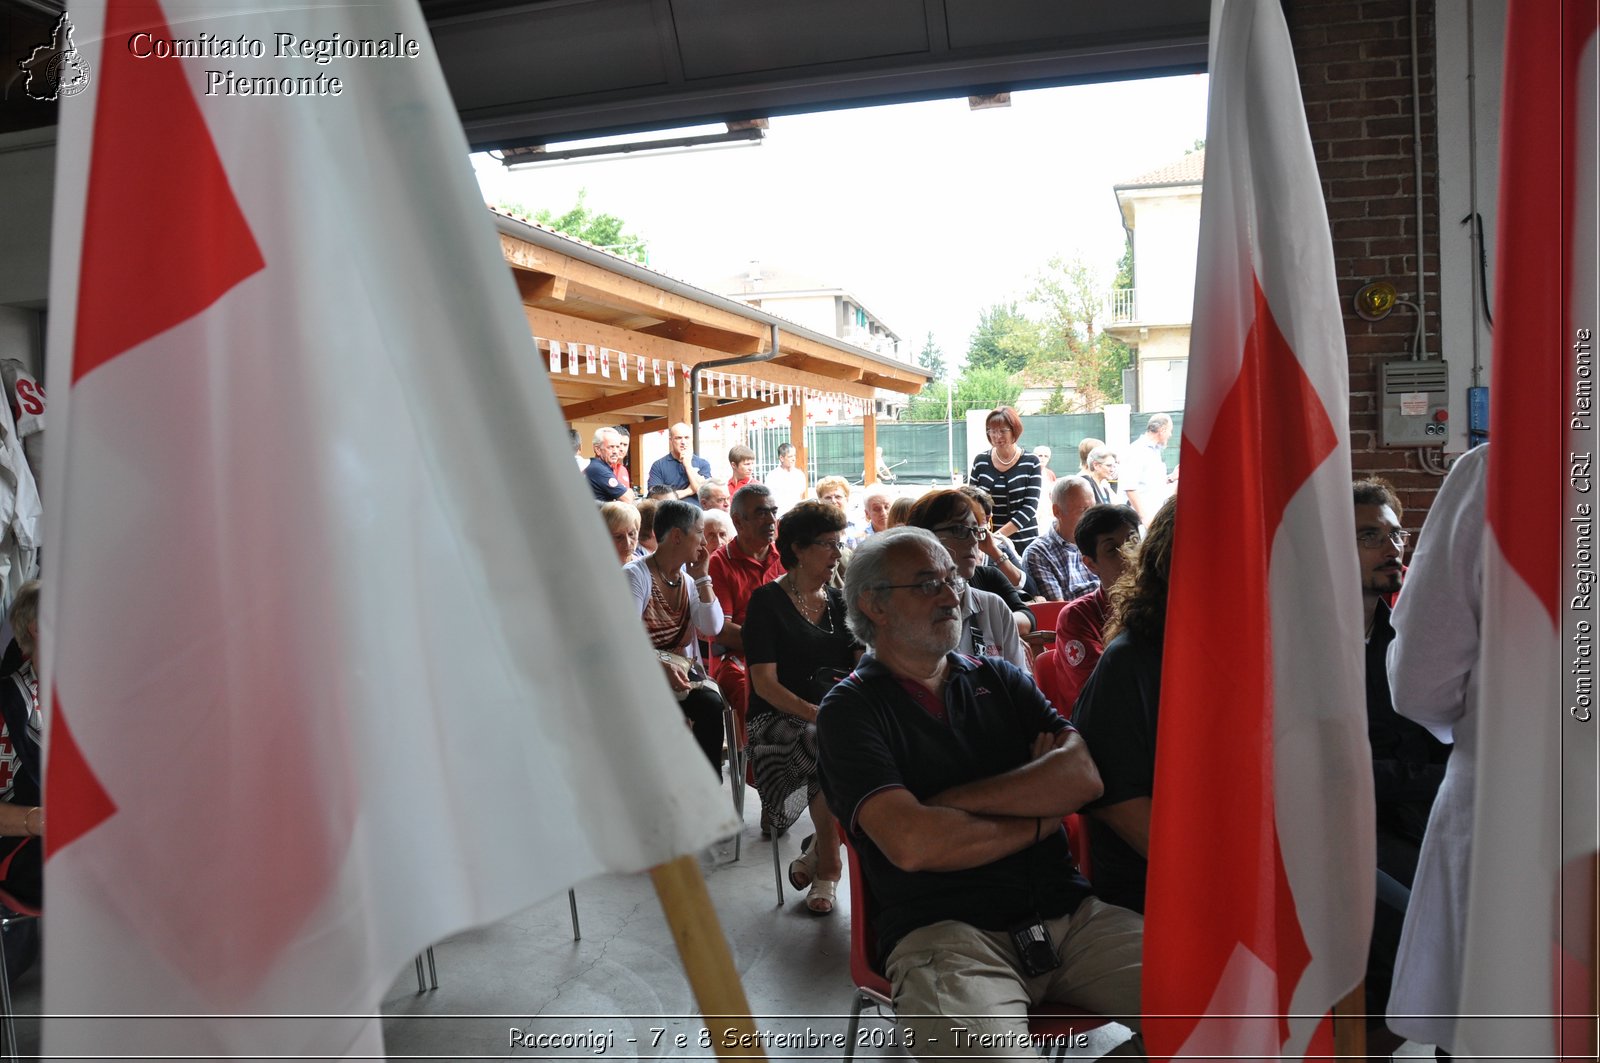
[656,650,722,702]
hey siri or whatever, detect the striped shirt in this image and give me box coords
[969,450,1043,551]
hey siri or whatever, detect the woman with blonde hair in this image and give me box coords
[600,500,641,564]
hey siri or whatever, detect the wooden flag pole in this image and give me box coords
[650,854,767,1060]
[1332,981,1366,1060]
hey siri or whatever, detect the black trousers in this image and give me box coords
[679,686,725,776]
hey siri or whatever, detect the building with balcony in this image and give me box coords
[1106,149,1204,412]
[715,263,908,420]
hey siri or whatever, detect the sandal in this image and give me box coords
[805,878,838,915]
[787,834,817,890]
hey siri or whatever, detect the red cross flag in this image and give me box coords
[1142,0,1373,1056]
[42,0,735,1056]
[1452,3,1598,1057]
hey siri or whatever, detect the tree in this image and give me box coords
[1027,254,1133,411]
[496,189,649,264]
[1039,386,1069,415]
[966,302,1049,375]
[916,331,946,381]
[952,365,1023,416]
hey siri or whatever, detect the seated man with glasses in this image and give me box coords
[906,490,1032,671]
[817,528,1144,1059]
[1354,477,1449,1041]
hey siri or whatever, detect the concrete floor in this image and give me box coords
[2,781,1437,1060]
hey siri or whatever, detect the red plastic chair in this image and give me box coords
[842,837,1111,1062]
[1028,600,1069,633]
[1063,812,1093,885]
[1033,647,1077,716]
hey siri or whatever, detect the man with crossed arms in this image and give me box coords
[818,528,1143,1059]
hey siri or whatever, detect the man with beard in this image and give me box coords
[1354,477,1449,1045]
[817,528,1144,1058]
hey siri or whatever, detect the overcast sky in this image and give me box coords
[472,73,1209,374]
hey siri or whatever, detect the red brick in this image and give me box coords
[1327,59,1401,81]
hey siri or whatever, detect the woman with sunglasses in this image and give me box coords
[741,501,862,914]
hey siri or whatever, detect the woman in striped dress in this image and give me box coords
[967,405,1043,553]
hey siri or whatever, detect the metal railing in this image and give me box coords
[1106,288,1138,324]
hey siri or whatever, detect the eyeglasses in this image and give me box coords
[807,538,844,553]
[877,576,968,598]
[1357,528,1411,548]
[932,523,989,542]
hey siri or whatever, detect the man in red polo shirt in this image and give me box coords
[1049,504,1141,710]
[708,483,784,771]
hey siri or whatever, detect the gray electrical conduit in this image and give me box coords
[690,324,780,457]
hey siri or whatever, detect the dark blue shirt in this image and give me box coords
[817,653,1091,959]
[647,453,713,505]
[585,456,628,502]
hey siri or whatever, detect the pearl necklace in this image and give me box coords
[784,574,830,629]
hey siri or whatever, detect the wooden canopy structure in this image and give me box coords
[493,210,931,483]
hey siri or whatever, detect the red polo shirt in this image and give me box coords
[708,536,785,638]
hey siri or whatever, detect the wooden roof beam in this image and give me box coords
[560,385,670,420]
[503,245,767,345]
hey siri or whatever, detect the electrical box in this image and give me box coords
[1380,359,1450,446]
[1467,386,1490,447]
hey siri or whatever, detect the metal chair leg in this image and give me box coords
[771,833,785,906]
[567,889,581,941]
[0,919,15,1063]
[723,705,745,861]
[843,993,866,1062]
[413,946,437,993]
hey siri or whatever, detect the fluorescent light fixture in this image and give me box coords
[499,120,766,169]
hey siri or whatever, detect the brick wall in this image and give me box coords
[1288,0,1445,527]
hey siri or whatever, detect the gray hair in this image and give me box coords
[844,527,949,648]
[731,481,773,516]
[653,498,702,541]
[1146,413,1172,434]
[1051,474,1094,508]
[1086,445,1116,468]
[698,478,728,505]
[591,427,613,448]
[702,508,733,536]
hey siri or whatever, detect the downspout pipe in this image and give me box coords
[690,323,780,457]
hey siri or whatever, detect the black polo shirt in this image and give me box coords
[1070,629,1163,914]
[817,653,1091,960]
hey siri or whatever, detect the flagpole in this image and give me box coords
[1331,983,1365,1059]
[649,855,767,1060]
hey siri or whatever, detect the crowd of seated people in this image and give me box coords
[578,413,1459,1057]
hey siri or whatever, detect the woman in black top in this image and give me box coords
[967,406,1043,553]
[743,501,859,914]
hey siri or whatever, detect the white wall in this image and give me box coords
[1434,0,1505,454]
[1129,190,1202,325]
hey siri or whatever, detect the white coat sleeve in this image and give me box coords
[1387,445,1488,743]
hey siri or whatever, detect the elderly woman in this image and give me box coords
[967,405,1043,553]
[742,501,859,914]
[601,500,641,565]
[1083,445,1125,506]
[624,500,726,773]
[701,508,734,556]
[0,581,43,912]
